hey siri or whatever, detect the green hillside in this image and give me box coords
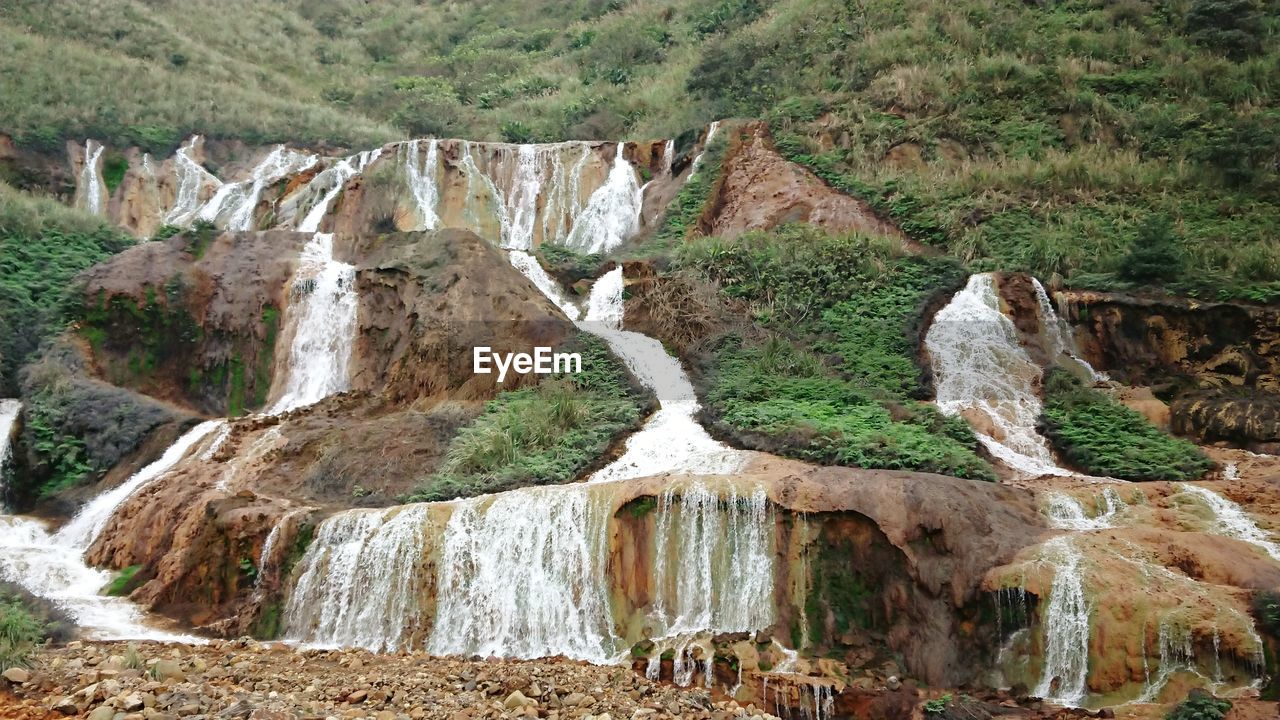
[0,0,1276,300]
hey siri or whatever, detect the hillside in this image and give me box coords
[2,0,1278,302]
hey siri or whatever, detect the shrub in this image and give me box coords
[406,336,649,502]
[1039,369,1212,480]
[0,595,45,670]
[1184,0,1265,60]
[1119,215,1185,284]
[1165,689,1231,720]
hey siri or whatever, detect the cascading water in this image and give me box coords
[1032,535,1091,707]
[291,149,383,232]
[404,139,441,231]
[54,421,226,550]
[925,273,1073,476]
[577,268,745,483]
[563,144,642,254]
[266,233,358,414]
[0,420,223,640]
[163,135,222,227]
[77,139,107,216]
[1177,483,1280,562]
[428,487,618,661]
[286,505,433,651]
[1031,279,1105,381]
[0,399,19,502]
[649,482,775,636]
[197,145,318,231]
[1046,489,1125,530]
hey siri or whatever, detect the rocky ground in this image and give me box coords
[0,640,794,720]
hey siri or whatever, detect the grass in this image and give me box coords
[103,565,144,597]
[0,594,46,670]
[676,226,993,480]
[405,336,649,502]
[1039,368,1213,481]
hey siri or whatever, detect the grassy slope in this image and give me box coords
[2,0,1275,299]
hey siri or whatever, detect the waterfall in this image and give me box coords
[1046,489,1124,530]
[0,399,19,505]
[0,516,200,642]
[649,481,775,637]
[428,486,617,662]
[266,233,358,414]
[1033,535,1090,707]
[53,420,226,550]
[925,273,1072,476]
[256,507,309,586]
[502,144,545,250]
[577,268,744,483]
[0,420,222,641]
[294,149,383,232]
[563,144,642,254]
[1177,483,1280,561]
[163,135,222,227]
[1136,619,1196,703]
[404,139,441,231]
[197,145,318,231]
[508,250,582,321]
[1031,279,1105,381]
[78,140,107,216]
[689,121,722,176]
[286,505,433,652]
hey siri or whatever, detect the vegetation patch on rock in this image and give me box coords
[1039,368,1212,481]
[406,337,650,502]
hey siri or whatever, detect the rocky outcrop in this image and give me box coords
[342,229,577,403]
[696,122,904,243]
[76,228,306,416]
[1058,289,1280,449]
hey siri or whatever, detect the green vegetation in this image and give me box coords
[647,133,728,251]
[924,695,952,714]
[0,185,133,394]
[1166,690,1231,720]
[677,226,992,479]
[1039,369,1213,480]
[538,244,605,288]
[103,565,144,597]
[0,593,46,670]
[406,337,648,502]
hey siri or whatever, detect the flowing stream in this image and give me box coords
[78,140,107,216]
[0,399,19,503]
[1032,536,1091,707]
[1177,483,1280,561]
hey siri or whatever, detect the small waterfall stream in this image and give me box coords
[1032,536,1091,707]
[925,273,1073,476]
[1046,489,1125,530]
[0,399,19,503]
[77,140,107,216]
[164,135,222,226]
[197,145,318,231]
[1177,483,1280,561]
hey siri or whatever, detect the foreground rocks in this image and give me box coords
[0,640,1163,720]
[0,640,784,720]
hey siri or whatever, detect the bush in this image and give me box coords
[1039,369,1212,480]
[1166,689,1231,720]
[1184,0,1265,60]
[0,594,46,670]
[406,336,649,502]
[1119,215,1185,284]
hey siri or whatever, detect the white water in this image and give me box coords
[1046,488,1125,530]
[564,144,643,254]
[428,487,617,661]
[163,135,222,227]
[1178,483,1280,561]
[578,268,744,483]
[689,121,722,175]
[0,420,222,641]
[266,233,358,414]
[404,139,441,231]
[197,145,318,231]
[0,517,201,642]
[0,399,19,500]
[53,420,226,550]
[649,482,775,637]
[1033,535,1091,706]
[287,505,433,652]
[925,273,1072,476]
[293,149,383,233]
[1032,279,1106,382]
[78,139,107,216]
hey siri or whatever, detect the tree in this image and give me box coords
[1119,215,1184,284]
